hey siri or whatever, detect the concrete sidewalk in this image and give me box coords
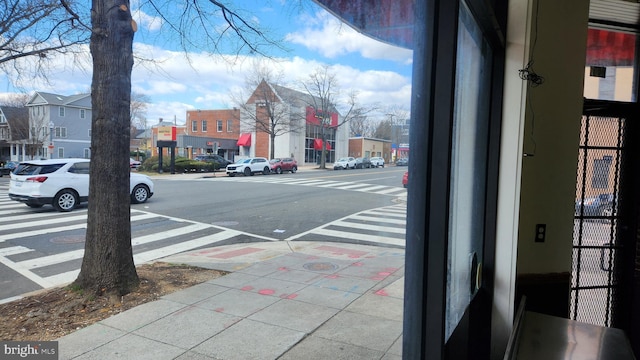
[57,241,405,359]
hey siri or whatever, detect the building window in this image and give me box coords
[59,107,65,117]
[84,148,91,159]
[192,120,197,132]
[55,127,67,138]
[217,120,223,132]
[57,147,64,158]
[80,109,86,119]
[202,120,207,132]
[0,112,5,123]
[88,129,91,138]
[592,156,613,189]
[227,119,233,132]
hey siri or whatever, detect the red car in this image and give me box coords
[402,171,408,188]
[269,157,298,174]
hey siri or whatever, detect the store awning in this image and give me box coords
[313,138,331,150]
[237,133,251,147]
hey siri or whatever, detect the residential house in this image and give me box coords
[25,92,92,159]
[0,106,29,163]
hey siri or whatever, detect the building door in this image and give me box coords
[573,100,640,347]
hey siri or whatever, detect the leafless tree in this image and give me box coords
[70,1,280,296]
[2,0,284,297]
[301,65,374,169]
[0,0,89,85]
[349,114,376,138]
[130,92,150,128]
[230,63,304,159]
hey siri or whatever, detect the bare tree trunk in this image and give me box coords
[73,0,138,296]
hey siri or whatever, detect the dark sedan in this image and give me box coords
[0,161,19,177]
[575,193,615,217]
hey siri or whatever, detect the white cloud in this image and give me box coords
[0,6,412,126]
[285,11,412,64]
[132,10,163,32]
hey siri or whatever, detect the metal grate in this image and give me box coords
[572,114,625,327]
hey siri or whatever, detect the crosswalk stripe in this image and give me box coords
[0,246,33,256]
[349,214,406,225]
[1,213,88,228]
[330,220,406,234]
[198,176,406,196]
[313,228,405,247]
[42,228,249,286]
[0,212,157,243]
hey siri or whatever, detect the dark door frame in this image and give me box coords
[403,0,507,358]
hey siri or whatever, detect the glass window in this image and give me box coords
[217,120,223,132]
[584,28,638,101]
[445,2,492,341]
[59,106,65,117]
[201,120,207,132]
[192,120,197,132]
[84,148,91,159]
[80,109,86,119]
[57,147,64,158]
[227,119,233,132]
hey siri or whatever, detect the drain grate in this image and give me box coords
[50,235,86,244]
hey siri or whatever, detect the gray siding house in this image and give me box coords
[26,92,92,159]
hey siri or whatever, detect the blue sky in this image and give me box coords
[0,0,413,125]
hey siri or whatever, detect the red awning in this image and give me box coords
[237,133,251,147]
[313,139,331,150]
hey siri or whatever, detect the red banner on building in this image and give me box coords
[306,107,338,127]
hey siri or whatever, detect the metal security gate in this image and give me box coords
[572,103,628,327]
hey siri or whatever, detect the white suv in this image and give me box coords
[370,157,385,168]
[333,157,357,170]
[8,158,154,212]
[226,157,271,177]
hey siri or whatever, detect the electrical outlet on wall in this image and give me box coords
[535,224,546,243]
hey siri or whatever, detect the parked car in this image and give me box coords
[396,158,408,166]
[402,171,409,188]
[130,158,142,169]
[194,154,232,170]
[575,193,615,217]
[333,157,356,170]
[269,158,298,174]
[226,157,270,177]
[355,157,372,169]
[0,161,19,177]
[370,157,385,168]
[8,158,154,212]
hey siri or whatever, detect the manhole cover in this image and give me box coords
[303,262,338,272]
[212,221,239,226]
[50,235,86,244]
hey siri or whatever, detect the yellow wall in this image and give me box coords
[516,0,589,274]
